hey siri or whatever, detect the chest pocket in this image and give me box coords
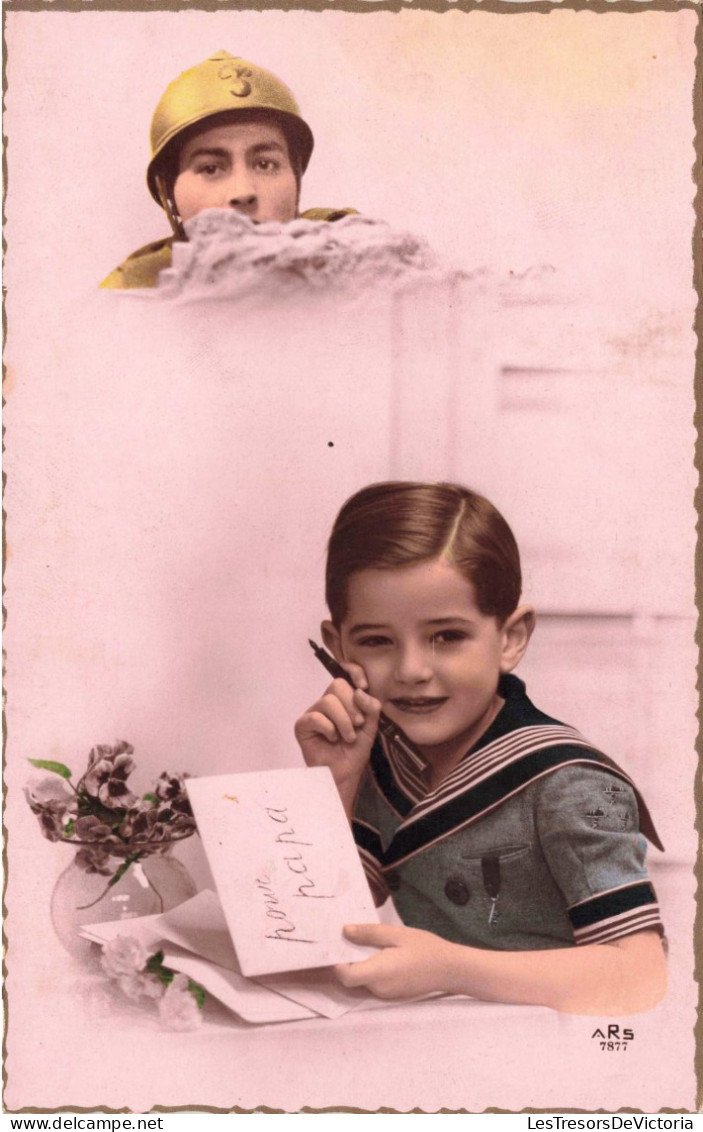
[457,844,533,916]
[460,844,530,863]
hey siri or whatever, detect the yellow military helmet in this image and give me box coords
[147,51,315,204]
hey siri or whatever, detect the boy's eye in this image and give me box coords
[355,635,393,649]
[432,629,469,646]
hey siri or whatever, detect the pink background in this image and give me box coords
[4,8,699,1112]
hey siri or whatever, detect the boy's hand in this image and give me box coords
[334,923,458,1000]
[294,667,381,812]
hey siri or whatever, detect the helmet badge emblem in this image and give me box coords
[217,63,253,99]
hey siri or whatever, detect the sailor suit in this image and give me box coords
[352,674,664,951]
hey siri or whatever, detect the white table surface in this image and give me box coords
[5,860,696,1115]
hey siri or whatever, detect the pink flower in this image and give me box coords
[158,975,203,1031]
[74,815,114,841]
[80,742,138,810]
[24,777,77,841]
[25,776,75,811]
[100,935,149,979]
[154,773,193,817]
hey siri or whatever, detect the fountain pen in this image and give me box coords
[307,638,426,764]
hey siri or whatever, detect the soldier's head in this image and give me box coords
[147,53,314,235]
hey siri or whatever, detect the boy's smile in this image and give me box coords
[174,119,299,224]
[323,557,533,784]
[389,695,449,715]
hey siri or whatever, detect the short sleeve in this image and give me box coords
[535,765,664,945]
[352,769,390,906]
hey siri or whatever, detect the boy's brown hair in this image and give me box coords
[325,482,522,626]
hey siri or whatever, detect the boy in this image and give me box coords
[295,481,667,1015]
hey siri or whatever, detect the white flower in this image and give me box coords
[140,974,166,1001]
[158,976,202,1032]
[100,935,149,979]
[117,971,164,1002]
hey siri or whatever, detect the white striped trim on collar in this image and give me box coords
[379,732,428,801]
[382,722,603,826]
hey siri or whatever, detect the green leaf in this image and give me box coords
[63,818,75,837]
[143,793,158,804]
[27,758,72,779]
[144,951,205,1004]
[145,951,174,987]
[146,950,165,972]
[188,980,206,1009]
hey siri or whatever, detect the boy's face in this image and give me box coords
[325,558,532,767]
[173,118,299,224]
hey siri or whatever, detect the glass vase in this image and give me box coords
[50,847,197,960]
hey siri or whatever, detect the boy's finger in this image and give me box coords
[294,711,340,746]
[343,922,404,947]
[327,679,366,728]
[340,661,369,691]
[333,957,381,989]
[317,693,360,744]
[353,689,382,728]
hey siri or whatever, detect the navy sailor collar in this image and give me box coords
[369,674,663,868]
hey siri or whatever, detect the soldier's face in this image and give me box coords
[173,119,299,224]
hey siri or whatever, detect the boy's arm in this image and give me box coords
[294,669,380,821]
[335,924,667,1016]
[336,765,668,1014]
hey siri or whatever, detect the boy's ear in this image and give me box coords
[321,620,343,661]
[499,605,535,673]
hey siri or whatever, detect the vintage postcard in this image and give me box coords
[3,4,699,1116]
[185,767,379,975]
